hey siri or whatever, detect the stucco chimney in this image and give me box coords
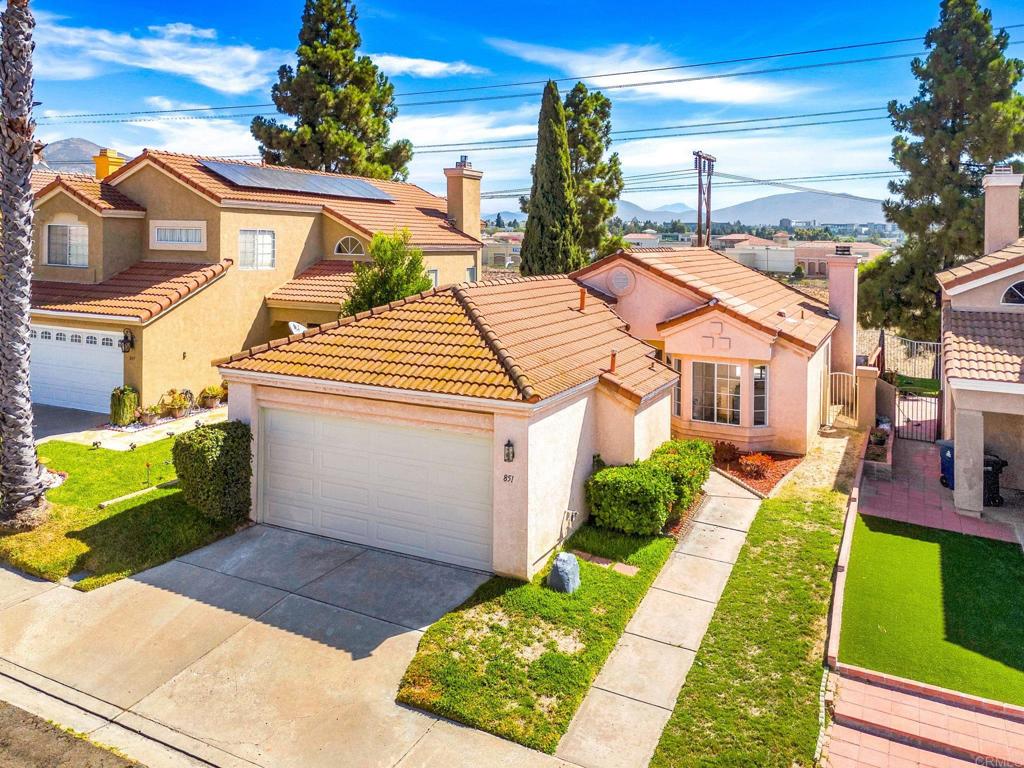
[93,148,125,180]
[825,249,859,374]
[983,166,1023,254]
[444,155,483,242]
[773,231,790,247]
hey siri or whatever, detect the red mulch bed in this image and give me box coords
[715,452,803,495]
[664,490,706,539]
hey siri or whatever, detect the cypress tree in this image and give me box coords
[251,0,412,180]
[520,81,583,275]
[860,0,1024,339]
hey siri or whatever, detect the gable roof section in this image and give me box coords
[106,150,480,248]
[574,248,836,351]
[935,238,1024,292]
[221,275,677,404]
[267,260,358,307]
[32,261,229,323]
[34,172,145,214]
[943,309,1024,384]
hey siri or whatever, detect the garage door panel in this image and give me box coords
[261,407,493,571]
[30,325,122,413]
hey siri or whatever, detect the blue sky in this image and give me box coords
[32,0,1024,212]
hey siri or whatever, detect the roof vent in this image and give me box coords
[456,154,472,169]
[993,164,1014,175]
[835,244,852,256]
[777,310,787,318]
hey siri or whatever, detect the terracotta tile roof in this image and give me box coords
[943,310,1024,384]
[266,260,358,306]
[221,276,677,404]
[936,239,1024,290]
[106,150,479,248]
[724,235,776,247]
[574,248,837,351]
[30,169,58,194]
[34,172,145,213]
[32,261,229,322]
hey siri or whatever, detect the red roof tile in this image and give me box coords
[32,261,229,322]
[943,310,1024,384]
[936,239,1024,290]
[34,172,145,213]
[267,261,358,306]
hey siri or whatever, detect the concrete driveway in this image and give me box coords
[33,403,106,442]
[0,526,568,768]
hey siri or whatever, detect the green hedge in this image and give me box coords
[586,439,713,535]
[172,421,252,521]
[109,385,139,426]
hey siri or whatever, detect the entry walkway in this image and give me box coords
[556,471,760,768]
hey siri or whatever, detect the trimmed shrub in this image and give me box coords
[172,421,252,521]
[713,440,741,465]
[586,462,674,535]
[738,452,774,479]
[109,385,139,426]
[650,439,714,510]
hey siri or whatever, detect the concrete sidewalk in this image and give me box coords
[556,471,761,768]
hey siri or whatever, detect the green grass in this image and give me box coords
[397,525,675,753]
[895,374,941,396]
[651,489,846,768]
[839,514,1024,705]
[0,440,237,591]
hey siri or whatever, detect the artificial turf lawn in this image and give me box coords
[397,524,675,753]
[839,513,1024,705]
[895,374,941,397]
[651,489,846,768]
[0,439,236,591]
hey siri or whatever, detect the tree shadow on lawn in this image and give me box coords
[860,515,1024,673]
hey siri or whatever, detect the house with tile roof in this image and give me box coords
[573,246,863,454]
[936,166,1024,513]
[29,149,483,412]
[217,276,677,579]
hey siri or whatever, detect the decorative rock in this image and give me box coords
[548,552,581,593]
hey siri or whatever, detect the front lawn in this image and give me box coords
[652,489,846,768]
[397,525,675,753]
[839,514,1024,705]
[0,440,237,591]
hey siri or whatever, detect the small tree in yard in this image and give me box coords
[342,229,433,315]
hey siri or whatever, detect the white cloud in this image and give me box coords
[147,22,217,40]
[488,39,806,106]
[34,12,287,95]
[371,53,487,78]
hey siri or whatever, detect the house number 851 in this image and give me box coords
[503,474,515,483]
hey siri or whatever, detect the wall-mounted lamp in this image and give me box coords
[504,439,515,463]
[118,328,135,354]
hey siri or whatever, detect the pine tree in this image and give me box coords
[251,0,412,180]
[495,212,505,229]
[342,230,433,315]
[564,83,624,253]
[520,81,583,276]
[860,0,1024,339]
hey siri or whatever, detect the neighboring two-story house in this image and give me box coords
[937,166,1024,514]
[29,149,483,412]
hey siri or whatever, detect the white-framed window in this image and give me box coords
[466,266,477,282]
[85,335,97,345]
[754,365,768,426]
[101,337,114,348]
[667,355,683,417]
[55,332,67,342]
[46,224,88,267]
[1002,281,1024,305]
[239,229,276,270]
[39,330,51,340]
[427,269,439,287]
[692,361,741,425]
[70,333,82,344]
[334,236,365,259]
[150,220,206,251]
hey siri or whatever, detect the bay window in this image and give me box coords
[692,362,741,425]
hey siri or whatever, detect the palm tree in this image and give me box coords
[0,0,46,528]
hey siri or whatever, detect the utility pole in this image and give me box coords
[692,150,716,246]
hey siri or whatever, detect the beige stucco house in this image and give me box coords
[573,246,864,455]
[938,166,1024,513]
[217,276,676,579]
[28,150,483,412]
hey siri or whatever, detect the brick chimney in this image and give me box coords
[983,165,1023,254]
[92,148,125,180]
[444,155,483,242]
[825,248,859,374]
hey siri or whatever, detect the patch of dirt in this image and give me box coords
[0,701,137,767]
[664,490,706,539]
[513,623,584,662]
[716,453,804,496]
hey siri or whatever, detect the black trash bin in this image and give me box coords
[983,453,1008,507]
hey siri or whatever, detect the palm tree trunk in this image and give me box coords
[0,0,46,527]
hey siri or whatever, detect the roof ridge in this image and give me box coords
[450,283,538,402]
[458,273,568,290]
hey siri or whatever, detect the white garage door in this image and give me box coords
[260,407,494,571]
[30,325,123,413]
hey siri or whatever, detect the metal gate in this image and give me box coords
[822,371,858,428]
[895,390,941,441]
[881,332,942,442]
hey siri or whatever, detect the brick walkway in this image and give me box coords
[824,675,1024,768]
[858,439,1018,543]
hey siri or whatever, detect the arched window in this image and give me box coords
[1002,281,1024,305]
[55,332,67,342]
[70,334,82,343]
[85,335,97,345]
[334,236,365,259]
[40,331,51,340]
[101,337,114,347]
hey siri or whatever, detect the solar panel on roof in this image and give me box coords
[199,159,393,202]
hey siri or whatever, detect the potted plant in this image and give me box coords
[139,404,161,426]
[166,392,189,419]
[199,385,224,409]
